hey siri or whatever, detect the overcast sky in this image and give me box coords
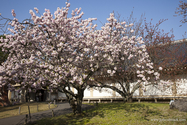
[0,0,186,40]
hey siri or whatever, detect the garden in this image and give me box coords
[0,1,187,123]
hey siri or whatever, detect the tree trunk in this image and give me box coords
[123,97,126,103]
[76,87,84,114]
[122,95,127,103]
[26,90,31,121]
[64,91,78,115]
[28,101,31,121]
[121,94,133,103]
[76,97,82,114]
[63,85,84,115]
[126,94,133,103]
[1,85,10,106]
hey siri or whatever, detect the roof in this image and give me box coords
[148,38,187,69]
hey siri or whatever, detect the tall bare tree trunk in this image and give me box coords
[26,90,31,121]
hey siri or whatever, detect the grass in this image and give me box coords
[0,102,57,119]
[30,102,187,125]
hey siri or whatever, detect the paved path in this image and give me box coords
[0,102,94,125]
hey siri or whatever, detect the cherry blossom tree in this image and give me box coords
[89,13,164,103]
[0,1,109,114]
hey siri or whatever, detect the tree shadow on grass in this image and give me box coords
[25,104,96,125]
[0,103,25,112]
[0,102,46,112]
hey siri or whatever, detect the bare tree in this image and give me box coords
[174,0,187,26]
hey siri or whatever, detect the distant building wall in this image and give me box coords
[83,75,187,99]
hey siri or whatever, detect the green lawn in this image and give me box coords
[0,102,57,119]
[29,102,187,125]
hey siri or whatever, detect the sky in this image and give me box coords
[0,0,186,40]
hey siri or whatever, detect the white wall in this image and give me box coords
[93,88,113,97]
[115,82,139,97]
[11,91,21,99]
[143,84,172,96]
[58,91,66,98]
[83,75,187,98]
[176,74,187,95]
[51,94,57,101]
[84,88,91,97]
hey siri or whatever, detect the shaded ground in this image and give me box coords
[0,102,56,119]
[0,102,94,125]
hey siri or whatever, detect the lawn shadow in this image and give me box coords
[0,103,25,112]
[25,104,95,125]
[0,102,45,112]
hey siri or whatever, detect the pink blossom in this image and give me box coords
[139,40,144,44]
[129,23,134,27]
[107,70,111,74]
[142,77,146,81]
[137,80,141,83]
[77,7,82,14]
[34,7,39,13]
[137,74,144,78]
[121,57,124,60]
[66,3,71,7]
[130,29,134,33]
[128,54,133,59]
[125,24,128,27]
[121,21,126,25]
[114,67,117,70]
[154,72,158,76]
[159,67,163,70]
[11,9,16,17]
